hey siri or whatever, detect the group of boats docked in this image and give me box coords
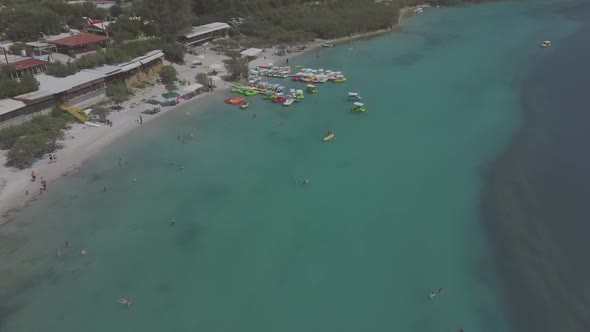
[253,66,292,78]
[292,68,347,83]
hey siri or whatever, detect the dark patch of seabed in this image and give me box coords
[482,1,590,331]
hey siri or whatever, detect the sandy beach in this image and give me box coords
[0,7,419,224]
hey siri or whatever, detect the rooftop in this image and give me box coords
[8,58,48,71]
[0,99,26,116]
[35,71,104,94]
[49,33,110,47]
[181,22,231,39]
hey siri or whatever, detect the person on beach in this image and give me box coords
[53,154,57,162]
[118,298,133,306]
[65,240,71,247]
[25,190,29,196]
[429,291,436,300]
[139,115,143,125]
[49,154,53,163]
[31,171,36,181]
[56,249,61,257]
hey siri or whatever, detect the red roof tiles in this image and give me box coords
[8,58,47,70]
[50,33,110,47]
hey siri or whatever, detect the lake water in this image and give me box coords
[0,1,584,331]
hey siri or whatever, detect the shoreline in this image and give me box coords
[0,6,420,225]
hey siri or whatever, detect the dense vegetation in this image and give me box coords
[0,65,39,98]
[45,39,162,77]
[0,109,72,169]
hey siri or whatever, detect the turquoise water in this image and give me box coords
[0,2,580,331]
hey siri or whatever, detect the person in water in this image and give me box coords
[327,130,333,136]
[429,292,436,300]
[118,298,133,306]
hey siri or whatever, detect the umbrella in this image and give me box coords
[209,64,222,69]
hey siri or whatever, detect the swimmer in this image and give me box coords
[179,165,184,171]
[171,219,175,225]
[118,298,133,306]
[80,249,87,255]
[253,113,257,119]
[186,112,190,116]
[438,288,443,294]
[65,240,71,247]
[56,249,61,257]
[133,178,137,183]
[303,179,309,185]
[429,292,436,300]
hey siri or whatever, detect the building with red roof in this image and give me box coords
[0,58,48,79]
[48,33,111,56]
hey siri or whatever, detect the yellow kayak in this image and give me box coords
[323,133,335,141]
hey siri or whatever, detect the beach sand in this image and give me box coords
[0,8,419,224]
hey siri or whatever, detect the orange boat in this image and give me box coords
[225,96,245,105]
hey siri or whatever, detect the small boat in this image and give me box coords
[323,132,335,141]
[347,92,362,101]
[306,84,318,93]
[244,89,258,96]
[322,43,335,47]
[240,102,249,109]
[335,77,347,83]
[295,89,305,99]
[541,40,551,47]
[351,102,367,112]
[272,96,286,103]
[295,65,305,68]
[225,96,245,105]
[283,98,295,106]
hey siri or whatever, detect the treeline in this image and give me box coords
[237,0,401,44]
[0,1,109,41]
[46,39,161,77]
[0,110,72,169]
[0,65,39,98]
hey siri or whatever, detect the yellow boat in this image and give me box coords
[323,133,335,141]
[335,77,347,83]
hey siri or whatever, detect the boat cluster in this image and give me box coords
[225,64,364,111]
[292,68,347,83]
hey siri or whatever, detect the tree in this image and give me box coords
[106,83,134,104]
[224,57,248,80]
[19,74,40,94]
[165,82,178,92]
[195,72,210,90]
[159,65,178,84]
[135,0,194,41]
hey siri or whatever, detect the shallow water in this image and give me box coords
[0,2,580,331]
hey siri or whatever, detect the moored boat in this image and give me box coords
[306,84,318,93]
[283,98,295,106]
[541,40,552,47]
[347,92,362,101]
[351,102,367,112]
[240,102,249,109]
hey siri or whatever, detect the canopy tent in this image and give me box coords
[162,92,180,99]
[182,84,204,92]
[240,48,263,57]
